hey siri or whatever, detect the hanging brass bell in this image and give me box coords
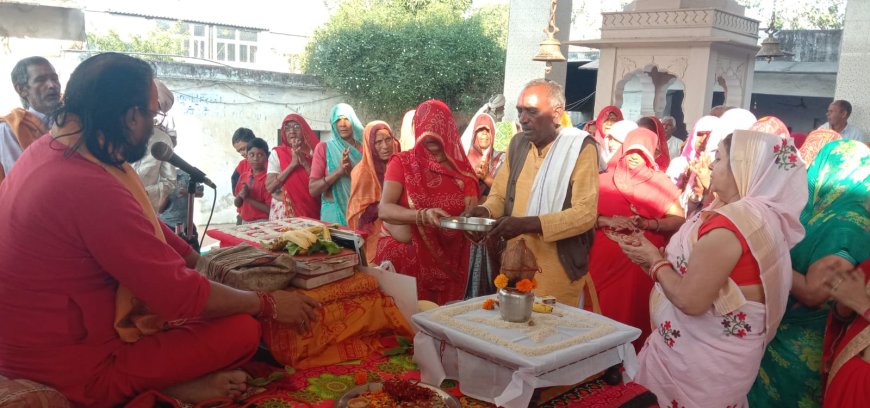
[756,31,785,63]
[533,35,566,64]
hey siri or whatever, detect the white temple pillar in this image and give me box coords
[502,0,572,121]
[833,0,870,133]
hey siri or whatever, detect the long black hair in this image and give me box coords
[53,52,154,167]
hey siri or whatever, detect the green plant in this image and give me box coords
[304,0,506,123]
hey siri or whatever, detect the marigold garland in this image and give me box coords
[482,299,496,310]
[494,273,509,289]
[516,278,536,293]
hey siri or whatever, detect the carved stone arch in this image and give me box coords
[614,68,655,119]
[715,58,747,108]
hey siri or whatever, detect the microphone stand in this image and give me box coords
[181,178,201,252]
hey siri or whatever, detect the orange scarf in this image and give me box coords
[347,121,399,262]
[51,115,168,342]
[0,108,49,184]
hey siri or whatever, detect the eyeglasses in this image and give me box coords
[153,110,166,127]
[284,123,302,131]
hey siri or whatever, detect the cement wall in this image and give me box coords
[151,60,342,226]
[0,51,344,226]
[777,30,841,63]
[833,0,870,136]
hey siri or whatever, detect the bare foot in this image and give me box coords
[162,369,250,403]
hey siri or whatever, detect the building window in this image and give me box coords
[214,25,258,65]
[179,23,208,59]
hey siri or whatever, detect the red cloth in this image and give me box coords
[697,214,761,285]
[594,105,623,146]
[822,260,870,407]
[235,159,251,181]
[589,128,680,350]
[272,114,321,219]
[642,116,671,170]
[373,100,478,304]
[466,113,497,171]
[234,159,251,215]
[791,131,808,148]
[0,136,258,406]
[310,142,327,180]
[235,170,271,222]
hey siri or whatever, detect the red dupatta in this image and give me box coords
[595,105,623,146]
[603,128,680,220]
[392,99,478,303]
[468,114,496,174]
[642,115,671,170]
[273,114,320,219]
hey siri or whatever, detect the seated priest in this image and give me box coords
[0,52,319,406]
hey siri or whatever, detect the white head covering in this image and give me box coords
[399,110,416,152]
[667,115,721,183]
[709,108,757,152]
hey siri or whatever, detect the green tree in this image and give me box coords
[86,22,185,61]
[303,0,506,123]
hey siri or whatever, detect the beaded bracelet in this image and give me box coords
[255,291,279,320]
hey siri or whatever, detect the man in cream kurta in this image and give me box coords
[467,79,599,306]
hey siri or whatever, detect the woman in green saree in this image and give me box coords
[748,139,870,407]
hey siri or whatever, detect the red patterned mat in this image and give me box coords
[126,353,657,407]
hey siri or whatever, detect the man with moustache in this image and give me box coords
[0,56,62,185]
[465,79,602,306]
[0,53,318,406]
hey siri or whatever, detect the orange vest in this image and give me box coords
[0,108,48,184]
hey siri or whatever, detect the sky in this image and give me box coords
[76,0,831,40]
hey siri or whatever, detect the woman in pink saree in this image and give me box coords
[619,130,808,406]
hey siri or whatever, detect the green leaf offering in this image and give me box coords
[285,242,301,256]
[321,240,342,255]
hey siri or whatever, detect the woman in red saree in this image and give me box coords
[266,114,321,220]
[374,100,479,304]
[588,128,684,350]
[347,121,400,263]
[594,105,623,147]
[823,260,870,407]
[637,115,671,170]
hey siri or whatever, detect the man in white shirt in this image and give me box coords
[131,79,177,212]
[0,56,62,183]
[661,116,682,159]
[819,100,866,142]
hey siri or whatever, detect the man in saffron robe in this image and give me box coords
[0,53,318,407]
[0,56,62,185]
[466,79,602,306]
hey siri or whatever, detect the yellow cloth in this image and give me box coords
[0,108,48,185]
[263,272,414,369]
[482,140,599,306]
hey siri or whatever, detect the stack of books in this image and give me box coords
[290,248,359,289]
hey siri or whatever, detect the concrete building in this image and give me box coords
[0,0,342,225]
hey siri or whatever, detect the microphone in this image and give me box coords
[150,142,216,189]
